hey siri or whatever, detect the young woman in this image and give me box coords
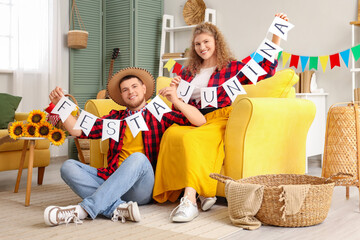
[153,13,289,222]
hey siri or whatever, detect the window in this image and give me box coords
[0,0,49,71]
[0,0,12,70]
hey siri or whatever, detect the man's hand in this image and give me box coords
[49,86,65,106]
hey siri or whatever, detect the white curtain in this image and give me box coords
[12,0,65,112]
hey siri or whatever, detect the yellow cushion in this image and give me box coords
[156,76,173,108]
[239,68,299,100]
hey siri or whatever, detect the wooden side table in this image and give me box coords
[14,137,46,206]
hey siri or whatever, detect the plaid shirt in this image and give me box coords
[79,107,190,180]
[179,59,278,109]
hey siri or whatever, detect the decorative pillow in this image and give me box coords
[156,76,172,108]
[238,68,299,100]
[0,93,22,129]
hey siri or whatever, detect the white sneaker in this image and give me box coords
[111,201,141,223]
[44,205,83,226]
[170,196,199,222]
[199,196,217,211]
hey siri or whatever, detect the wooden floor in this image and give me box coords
[0,156,359,240]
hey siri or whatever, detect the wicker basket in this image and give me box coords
[322,102,360,202]
[210,173,335,227]
[68,30,88,49]
[68,0,88,49]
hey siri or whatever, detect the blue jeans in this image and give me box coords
[60,152,154,219]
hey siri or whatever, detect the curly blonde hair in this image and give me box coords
[185,22,235,74]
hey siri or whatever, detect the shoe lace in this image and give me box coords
[169,196,192,219]
[58,209,83,225]
[112,208,129,223]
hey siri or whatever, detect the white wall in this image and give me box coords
[164,0,358,109]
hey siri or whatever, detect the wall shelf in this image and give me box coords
[158,9,216,77]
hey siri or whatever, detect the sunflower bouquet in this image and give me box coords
[8,109,67,146]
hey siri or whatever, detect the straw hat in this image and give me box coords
[107,67,155,106]
[183,0,206,26]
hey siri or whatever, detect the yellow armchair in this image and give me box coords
[0,112,50,184]
[85,69,315,197]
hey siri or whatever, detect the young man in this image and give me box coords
[44,67,206,226]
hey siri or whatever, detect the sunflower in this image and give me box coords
[23,123,39,137]
[37,121,53,138]
[27,110,47,124]
[9,121,25,140]
[48,128,66,146]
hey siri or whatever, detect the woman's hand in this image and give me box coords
[272,13,289,46]
[171,76,182,88]
[158,85,179,104]
[275,12,289,22]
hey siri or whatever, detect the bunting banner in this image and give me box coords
[59,16,295,141]
[164,16,294,85]
[275,44,360,72]
[53,95,170,141]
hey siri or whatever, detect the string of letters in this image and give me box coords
[165,16,294,107]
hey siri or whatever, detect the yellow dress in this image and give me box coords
[153,106,232,203]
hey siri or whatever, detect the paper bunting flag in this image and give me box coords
[330,53,340,69]
[241,55,252,64]
[268,16,294,41]
[289,55,299,68]
[309,57,318,71]
[222,76,247,102]
[177,80,196,104]
[146,95,172,122]
[277,51,283,60]
[164,59,176,72]
[241,59,267,85]
[172,62,182,75]
[102,119,121,141]
[278,44,360,71]
[340,49,350,68]
[256,38,283,63]
[319,55,329,72]
[282,52,291,68]
[300,56,309,72]
[73,110,98,136]
[201,87,218,109]
[125,112,149,138]
[249,52,264,63]
[51,96,78,123]
[351,45,360,62]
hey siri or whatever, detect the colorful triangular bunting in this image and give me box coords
[309,56,318,71]
[300,56,309,72]
[340,49,350,68]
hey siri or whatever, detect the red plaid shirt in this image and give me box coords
[79,107,190,180]
[179,59,278,109]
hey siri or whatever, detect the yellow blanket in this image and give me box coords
[153,107,232,203]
